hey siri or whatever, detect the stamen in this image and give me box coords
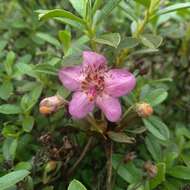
[88,95,95,102]
[81,65,106,98]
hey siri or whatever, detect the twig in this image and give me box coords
[106,142,113,190]
[67,136,93,175]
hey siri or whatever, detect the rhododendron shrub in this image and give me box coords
[0,1,190,190]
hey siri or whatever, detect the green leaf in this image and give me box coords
[94,33,121,48]
[128,183,145,190]
[0,104,21,114]
[175,124,190,140]
[142,88,168,107]
[68,179,87,190]
[145,135,161,161]
[3,138,18,161]
[92,0,102,14]
[164,146,179,169]
[0,81,13,100]
[4,51,16,75]
[26,176,34,190]
[0,40,8,52]
[15,162,32,171]
[34,64,58,75]
[36,32,60,47]
[167,166,190,180]
[143,116,170,141]
[112,154,143,184]
[58,30,71,54]
[0,170,30,190]
[119,2,138,22]
[2,125,19,138]
[107,131,135,144]
[134,0,150,7]
[164,179,181,190]
[57,86,70,98]
[54,17,84,30]
[16,62,37,79]
[157,3,190,16]
[22,116,35,132]
[20,84,43,112]
[69,0,88,17]
[130,48,158,56]
[140,84,151,100]
[37,9,85,24]
[140,34,163,49]
[118,37,139,49]
[149,163,166,189]
[149,0,160,12]
[96,0,122,24]
[149,78,173,83]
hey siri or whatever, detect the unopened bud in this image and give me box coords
[39,95,67,115]
[144,161,157,178]
[123,152,136,163]
[136,102,153,118]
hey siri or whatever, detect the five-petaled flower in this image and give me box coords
[59,51,136,122]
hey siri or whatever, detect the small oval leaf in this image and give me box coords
[0,170,30,190]
[68,179,87,190]
[0,104,21,114]
[94,33,121,48]
[107,131,135,144]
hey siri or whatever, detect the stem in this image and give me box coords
[85,23,97,51]
[133,10,149,38]
[106,142,113,190]
[122,105,135,120]
[67,136,93,175]
[116,106,136,132]
[116,114,138,132]
[90,38,97,51]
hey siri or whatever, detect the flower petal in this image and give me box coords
[104,69,136,97]
[96,94,122,122]
[69,91,94,119]
[58,66,82,91]
[82,51,107,69]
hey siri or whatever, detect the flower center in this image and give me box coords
[81,65,106,101]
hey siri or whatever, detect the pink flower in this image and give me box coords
[59,51,136,122]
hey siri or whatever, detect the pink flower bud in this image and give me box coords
[123,152,136,163]
[39,95,67,115]
[136,102,153,118]
[144,161,157,178]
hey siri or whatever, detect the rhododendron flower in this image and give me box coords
[59,51,136,122]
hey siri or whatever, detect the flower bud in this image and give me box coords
[39,95,67,115]
[144,161,157,178]
[123,152,136,163]
[136,102,153,118]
